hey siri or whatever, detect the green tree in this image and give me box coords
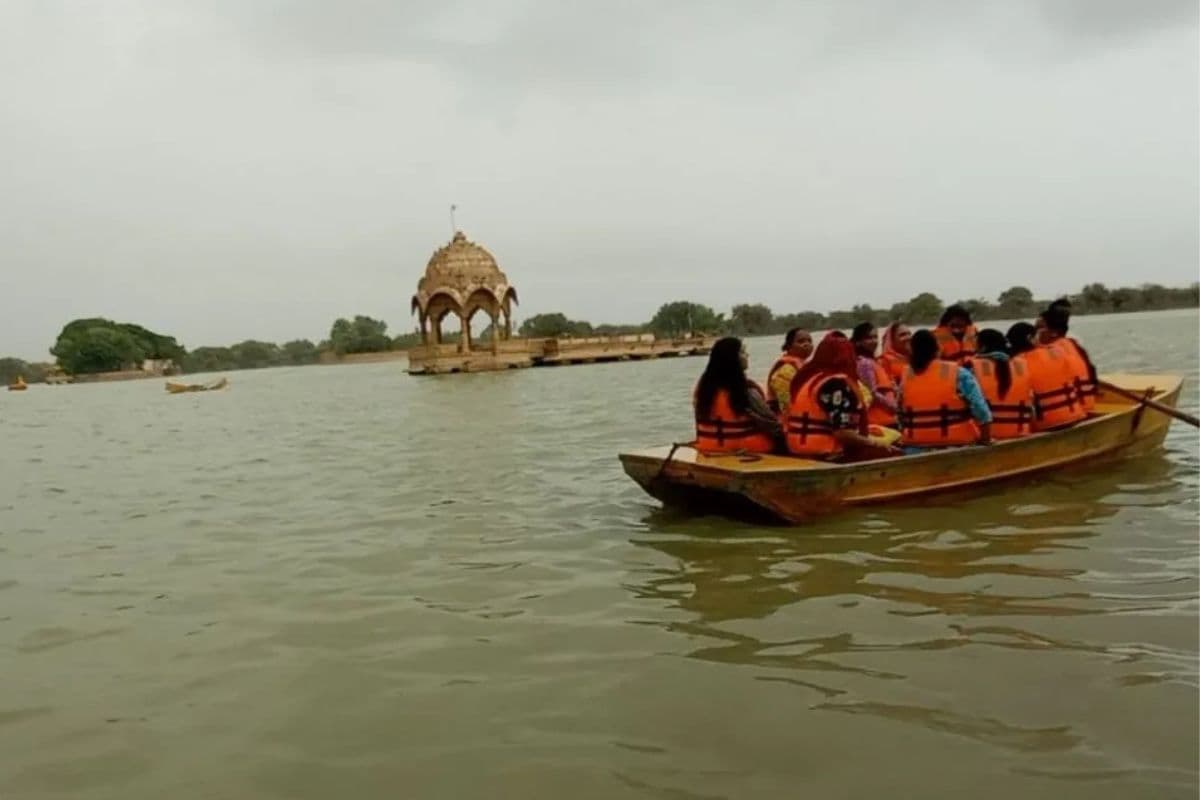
[52,321,146,374]
[1076,283,1111,314]
[281,339,319,365]
[647,301,724,337]
[0,357,47,385]
[956,298,995,321]
[230,340,282,370]
[329,315,392,354]
[391,332,422,350]
[996,286,1036,319]
[729,303,774,336]
[518,312,593,338]
[182,346,236,373]
[1109,287,1142,312]
[901,292,945,324]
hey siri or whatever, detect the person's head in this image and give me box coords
[939,304,972,339]
[1006,322,1037,355]
[782,327,813,359]
[850,322,878,358]
[788,331,858,399]
[696,337,750,418]
[810,331,857,373]
[976,328,1007,356]
[712,336,748,373]
[883,322,912,356]
[1038,304,1070,344]
[909,329,940,373]
[976,328,1013,397]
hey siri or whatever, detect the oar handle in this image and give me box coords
[1098,380,1199,429]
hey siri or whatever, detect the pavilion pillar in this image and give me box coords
[460,311,470,353]
[491,311,500,354]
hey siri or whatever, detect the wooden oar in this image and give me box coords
[1098,380,1199,428]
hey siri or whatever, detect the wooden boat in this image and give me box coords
[165,377,229,394]
[7,376,27,391]
[620,373,1185,524]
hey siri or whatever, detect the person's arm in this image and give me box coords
[769,364,793,413]
[822,379,899,452]
[746,384,783,437]
[957,367,993,444]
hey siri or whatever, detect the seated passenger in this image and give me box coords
[786,332,897,460]
[933,304,978,363]
[971,328,1034,439]
[878,321,912,385]
[897,330,992,448]
[1037,301,1098,413]
[1013,316,1088,431]
[693,337,780,454]
[765,327,813,416]
[1006,322,1037,356]
[851,322,897,428]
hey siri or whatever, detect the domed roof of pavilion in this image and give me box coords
[411,230,518,318]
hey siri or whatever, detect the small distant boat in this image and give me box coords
[620,373,1185,524]
[165,377,229,394]
[7,376,27,392]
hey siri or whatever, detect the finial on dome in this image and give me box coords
[452,230,466,243]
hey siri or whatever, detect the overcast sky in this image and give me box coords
[2,0,1197,358]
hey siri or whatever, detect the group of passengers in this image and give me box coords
[693,300,1098,461]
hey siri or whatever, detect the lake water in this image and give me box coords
[1,309,1197,799]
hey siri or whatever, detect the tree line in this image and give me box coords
[519,281,1198,339]
[3,281,1194,383]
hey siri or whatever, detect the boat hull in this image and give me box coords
[620,373,1184,524]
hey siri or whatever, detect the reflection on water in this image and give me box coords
[0,310,1196,799]
[626,441,1197,794]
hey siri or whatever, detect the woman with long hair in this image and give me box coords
[785,332,896,460]
[878,321,912,385]
[970,328,1034,439]
[896,329,992,449]
[693,337,780,453]
[851,322,897,427]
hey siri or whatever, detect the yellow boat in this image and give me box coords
[7,376,27,391]
[165,377,229,394]
[620,373,1185,524]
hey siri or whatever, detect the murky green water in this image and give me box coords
[2,309,1197,799]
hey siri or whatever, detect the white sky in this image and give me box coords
[2,0,1197,358]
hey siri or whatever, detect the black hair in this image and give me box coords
[1006,322,1037,355]
[696,337,749,419]
[975,328,1012,398]
[939,304,972,327]
[850,321,875,343]
[781,327,805,352]
[910,329,939,374]
[1042,304,1071,335]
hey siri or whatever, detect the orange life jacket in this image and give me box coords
[766,354,806,413]
[971,357,1033,439]
[1049,337,1097,412]
[1023,345,1087,430]
[693,382,775,454]
[934,325,978,363]
[878,350,909,386]
[785,375,851,457]
[898,360,980,446]
[864,358,897,427]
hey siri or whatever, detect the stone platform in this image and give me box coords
[407,334,714,375]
